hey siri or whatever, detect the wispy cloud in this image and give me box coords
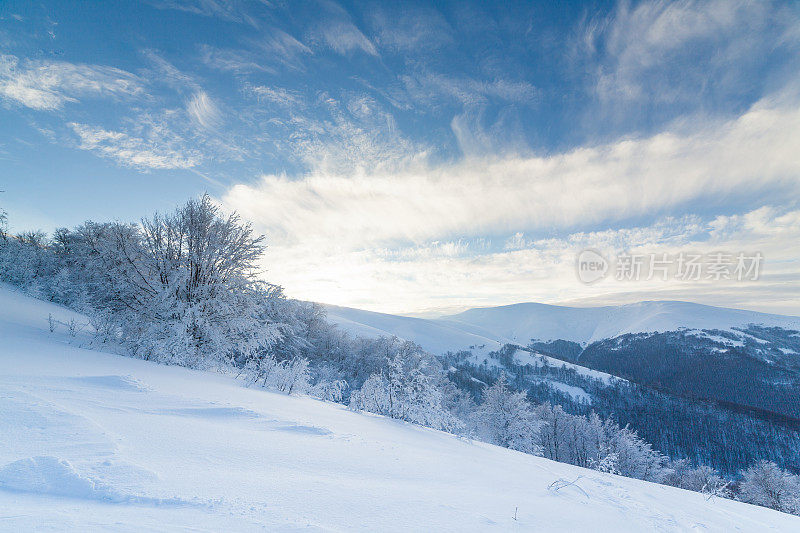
[69,122,201,170]
[0,54,144,110]
[225,91,800,249]
[186,91,223,130]
[367,5,454,53]
[402,72,538,107]
[141,49,201,93]
[243,84,303,107]
[319,21,378,57]
[247,29,312,71]
[221,90,800,311]
[584,0,800,105]
[146,0,262,27]
[311,0,378,57]
[198,44,270,74]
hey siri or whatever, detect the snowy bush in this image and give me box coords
[309,378,348,403]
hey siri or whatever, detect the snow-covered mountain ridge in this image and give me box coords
[326,300,800,355]
[2,284,799,530]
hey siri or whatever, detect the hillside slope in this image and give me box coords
[1,286,798,531]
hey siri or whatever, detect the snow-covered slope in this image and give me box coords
[326,300,800,354]
[326,304,506,356]
[2,286,799,531]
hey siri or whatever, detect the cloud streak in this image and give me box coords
[0,54,144,110]
[70,122,201,170]
[585,0,800,105]
[221,89,800,312]
[224,91,800,250]
[186,91,223,130]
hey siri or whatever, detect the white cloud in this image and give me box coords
[244,85,303,107]
[0,54,144,110]
[147,0,260,27]
[402,72,538,107]
[249,29,312,70]
[142,50,201,93]
[311,0,378,57]
[368,5,454,53]
[275,94,424,174]
[224,92,800,249]
[69,122,201,170]
[198,45,270,74]
[186,91,223,130]
[319,21,378,56]
[586,0,800,104]
[248,206,800,315]
[221,90,800,312]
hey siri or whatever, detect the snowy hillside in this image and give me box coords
[3,288,799,530]
[326,300,800,353]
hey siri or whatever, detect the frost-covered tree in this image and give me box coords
[474,374,541,454]
[738,460,800,514]
[76,196,286,367]
[350,349,461,431]
[663,460,730,497]
[244,354,311,394]
[601,419,666,482]
[0,230,57,293]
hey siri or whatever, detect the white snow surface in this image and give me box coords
[2,286,799,531]
[326,300,800,353]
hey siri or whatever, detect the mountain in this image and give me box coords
[4,288,799,530]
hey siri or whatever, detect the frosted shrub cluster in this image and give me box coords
[349,351,462,432]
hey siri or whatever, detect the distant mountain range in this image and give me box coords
[326,300,800,356]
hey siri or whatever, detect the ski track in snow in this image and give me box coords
[1,286,799,531]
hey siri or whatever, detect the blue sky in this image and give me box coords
[1,0,799,315]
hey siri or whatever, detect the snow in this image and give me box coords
[540,381,592,404]
[2,287,799,531]
[512,350,621,385]
[685,330,745,347]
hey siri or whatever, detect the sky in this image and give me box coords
[1,0,799,316]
